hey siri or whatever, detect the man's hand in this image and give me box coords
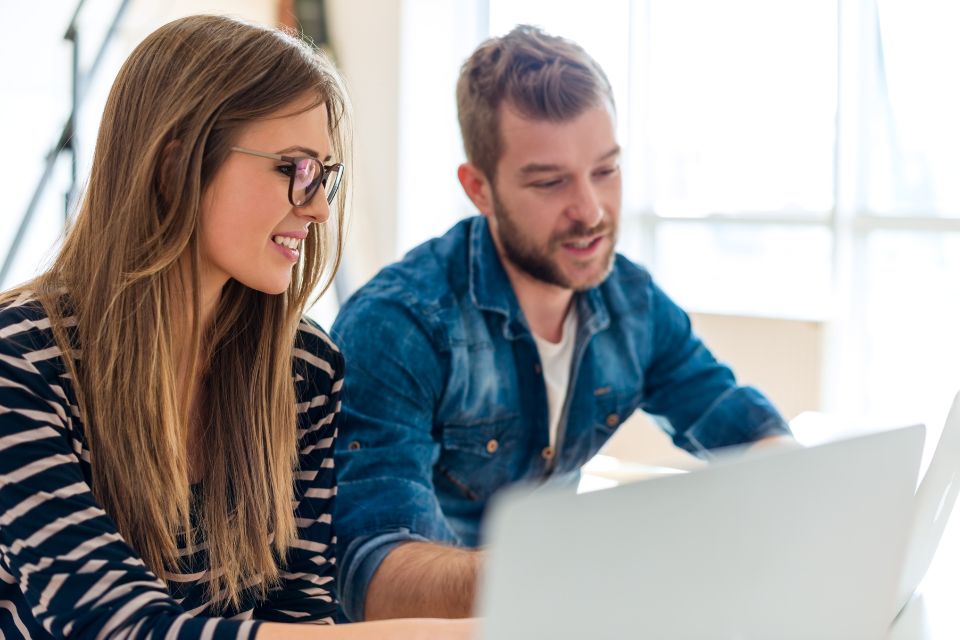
[748,434,803,451]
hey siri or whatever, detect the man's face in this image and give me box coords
[487,103,621,292]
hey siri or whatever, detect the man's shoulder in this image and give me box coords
[336,219,476,324]
[595,255,697,337]
[599,254,657,302]
[608,253,653,282]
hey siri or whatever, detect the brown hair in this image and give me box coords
[1,14,351,608]
[456,24,614,181]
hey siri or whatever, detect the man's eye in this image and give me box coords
[594,166,620,178]
[531,178,564,189]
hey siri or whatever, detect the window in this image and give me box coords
[865,0,960,216]
[420,0,960,435]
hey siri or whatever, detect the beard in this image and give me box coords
[490,189,617,292]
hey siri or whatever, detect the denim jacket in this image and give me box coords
[331,216,788,620]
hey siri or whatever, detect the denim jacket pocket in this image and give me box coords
[437,416,522,501]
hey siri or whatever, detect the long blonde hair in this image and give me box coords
[1,15,351,608]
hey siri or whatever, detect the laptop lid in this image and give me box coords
[477,424,924,640]
[894,391,960,615]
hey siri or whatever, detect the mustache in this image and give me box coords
[552,220,614,244]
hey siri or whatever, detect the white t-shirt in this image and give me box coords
[532,308,578,448]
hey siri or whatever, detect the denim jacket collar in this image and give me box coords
[576,280,611,337]
[467,215,610,341]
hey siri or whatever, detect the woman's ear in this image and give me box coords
[457,162,494,215]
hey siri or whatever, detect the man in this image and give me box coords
[331,25,793,622]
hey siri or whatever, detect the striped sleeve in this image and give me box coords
[253,317,343,624]
[0,304,261,639]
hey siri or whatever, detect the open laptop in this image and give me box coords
[476,423,926,640]
[893,389,960,616]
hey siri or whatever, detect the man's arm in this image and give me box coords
[365,542,484,620]
[640,279,792,453]
[332,291,468,621]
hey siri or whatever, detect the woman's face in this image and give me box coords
[198,95,334,297]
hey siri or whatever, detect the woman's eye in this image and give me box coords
[276,164,295,177]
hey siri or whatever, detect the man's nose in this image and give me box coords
[565,178,604,228]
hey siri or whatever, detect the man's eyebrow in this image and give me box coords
[519,162,563,175]
[278,145,332,161]
[597,145,621,162]
[518,146,622,175]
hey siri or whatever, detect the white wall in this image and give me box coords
[324,0,403,290]
[325,0,486,295]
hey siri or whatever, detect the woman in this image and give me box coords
[0,15,471,639]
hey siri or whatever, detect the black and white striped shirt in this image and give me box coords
[0,294,342,638]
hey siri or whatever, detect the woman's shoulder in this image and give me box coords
[0,292,60,354]
[293,315,345,385]
[0,292,75,412]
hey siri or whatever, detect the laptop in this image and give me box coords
[476,424,926,640]
[893,389,960,616]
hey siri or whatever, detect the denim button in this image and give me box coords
[541,446,555,460]
[534,363,542,374]
[348,440,361,450]
[605,414,619,427]
[486,439,499,454]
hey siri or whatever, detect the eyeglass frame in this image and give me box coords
[230,146,344,207]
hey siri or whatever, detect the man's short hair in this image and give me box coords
[456,24,615,181]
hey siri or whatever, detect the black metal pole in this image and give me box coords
[78,0,133,103]
[65,19,79,221]
[1,0,133,288]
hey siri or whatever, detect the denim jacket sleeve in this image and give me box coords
[331,292,457,621]
[640,280,790,455]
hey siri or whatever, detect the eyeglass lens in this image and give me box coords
[291,158,343,206]
[292,158,321,206]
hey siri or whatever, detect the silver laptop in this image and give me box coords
[476,424,926,640]
[894,390,960,616]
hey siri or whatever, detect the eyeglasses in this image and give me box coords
[231,146,344,207]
